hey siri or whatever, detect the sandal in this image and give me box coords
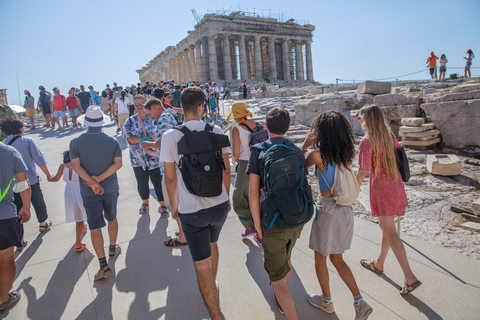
[160,206,170,218]
[360,259,383,274]
[164,238,187,247]
[0,291,21,315]
[399,280,422,295]
[75,243,86,252]
[39,220,52,233]
[139,204,149,215]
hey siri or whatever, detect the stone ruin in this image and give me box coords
[0,89,7,105]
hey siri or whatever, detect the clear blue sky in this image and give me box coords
[1,0,478,105]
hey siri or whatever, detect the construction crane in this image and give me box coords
[191,9,201,25]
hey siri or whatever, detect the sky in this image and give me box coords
[1,0,479,105]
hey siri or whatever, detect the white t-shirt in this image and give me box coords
[115,97,130,114]
[235,124,251,160]
[159,120,231,214]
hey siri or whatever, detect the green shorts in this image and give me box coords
[262,224,303,283]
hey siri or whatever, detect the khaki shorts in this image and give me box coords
[262,224,303,282]
[26,108,35,117]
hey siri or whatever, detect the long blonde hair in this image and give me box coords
[360,105,398,180]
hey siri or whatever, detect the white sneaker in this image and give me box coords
[354,300,373,320]
[307,294,335,313]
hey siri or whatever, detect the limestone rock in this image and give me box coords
[309,87,323,95]
[400,129,439,139]
[402,137,441,147]
[373,93,419,107]
[425,90,480,103]
[358,81,391,94]
[399,124,435,133]
[426,154,462,176]
[401,118,425,126]
[450,83,480,93]
[472,199,480,216]
[421,99,480,148]
[423,88,435,94]
[380,104,418,132]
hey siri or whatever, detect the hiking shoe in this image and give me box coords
[273,293,284,315]
[354,300,373,320]
[307,294,335,313]
[109,244,121,259]
[16,240,27,252]
[94,266,112,281]
[253,234,262,246]
[241,227,257,237]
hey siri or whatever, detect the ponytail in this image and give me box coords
[120,90,126,102]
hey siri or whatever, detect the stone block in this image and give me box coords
[374,93,418,106]
[401,118,425,126]
[400,129,439,139]
[399,124,435,133]
[425,90,480,103]
[402,137,441,147]
[423,88,435,94]
[391,87,402,94]
[426,154,462,176]
[402,134,439,141]
[309,87,324,95]
[472,199,480,216]
[450,83,480,93]
[358,81,392,94]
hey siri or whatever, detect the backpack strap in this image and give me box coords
[7,135,21,146]
[205,123,226,170]
[239,122,253,133]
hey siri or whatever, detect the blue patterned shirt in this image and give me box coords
[124,114,159,170]
[156,109,178,174]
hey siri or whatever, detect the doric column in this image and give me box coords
[169,59,174,81]
[174,55,180,83]
[189,46,196,82]
[239,34,248,80]
[305,41,314,82]
[183,49,190,83]
[282,39,290,81]
[223,35,233,80]
[195,41,204,83]
[179,52,185,84]
[254,35,263,80]
[165,63,170,81]
[202,38,210,82]
[268,37,277,79]
[295,42,304,81]
[208,36,218,81]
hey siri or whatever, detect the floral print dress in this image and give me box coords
[123,114,159,171]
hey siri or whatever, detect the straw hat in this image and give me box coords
[225,101,252,121]
[77,105,110,127]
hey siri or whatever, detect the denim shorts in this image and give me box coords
[68,108,79,117]
[53,110,66,118]
[82,192,119,230]
[0,217,24,250]
[429,67,436,75]
[180,201,229,261]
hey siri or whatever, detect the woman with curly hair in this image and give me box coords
[302,111,372,320]
[357,105,421,295]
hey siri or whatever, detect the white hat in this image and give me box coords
[77,105,110,127]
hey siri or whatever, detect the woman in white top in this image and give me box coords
[464,49,474,78]
[439,54,448,81]
[226,101,260,242]
[114,90,130,135]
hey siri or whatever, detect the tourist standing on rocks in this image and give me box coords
[0,141,31,315]
[356,105,421,295]
[69,106,122,281]
[464,49,474,78]
[38,86,52,128]
[1,116,53,238]
[302,112,373,320]
[124,95,168,216]
[426,51,438,80]
[226,102,259,242]
[439,54,448,81]
[23,90,35,130]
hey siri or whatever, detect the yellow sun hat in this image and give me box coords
[225,101,253,121]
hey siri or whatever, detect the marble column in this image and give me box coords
[174,55,180,83]
[183,49,190,83]
[223,35,233,80]
[254,35,263,80]
[282,39,290,81]
[169,59,174,81]
[189,46,196,82]
[295,42,304,81]
[195,41,204,83]
[208,36,218,80]
[239,35,248,80]
[305,41,314,82]
[268,37,277,79]
[202,38,210,82]
[165,63,170,81]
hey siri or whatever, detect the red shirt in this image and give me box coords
[66,96,78,109]
[53,95,66,111]
[163,102,173,109]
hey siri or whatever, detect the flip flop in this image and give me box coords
[360,259,383,274]
[75,243,86,252]
[0,291,21,315]
[164,238,187,247]
[400,280,422,295]
[39,220,52,233]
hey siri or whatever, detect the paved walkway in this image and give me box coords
[3,121,480,320]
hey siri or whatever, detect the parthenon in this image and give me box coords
[137,10,315,87]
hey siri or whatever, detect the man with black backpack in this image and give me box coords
[247,107,313,320]
[160,87,231,320]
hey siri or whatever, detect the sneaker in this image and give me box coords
[116,128,121,133]
[94,266,112,281]
[253,234,262,246]
[109,244,121,259]
[354,300,373,320]
[241,227,257,237]
[307,294,335,314]
[16,240,28,252]
[273,293,284,315]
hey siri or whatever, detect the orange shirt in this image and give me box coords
[427,55,438,68]
[53,95,66,111]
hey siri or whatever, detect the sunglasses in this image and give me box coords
[357,116,362,121]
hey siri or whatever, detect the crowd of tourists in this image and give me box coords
[0,82,422,319]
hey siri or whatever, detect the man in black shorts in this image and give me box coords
[0,142,31,314]
[77,85,92,114]
[38,86,52,127]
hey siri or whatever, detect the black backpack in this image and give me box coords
[171,91,181,108]
[239,122,269,147]
[175,123,231,197]
[252,139,314,229]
